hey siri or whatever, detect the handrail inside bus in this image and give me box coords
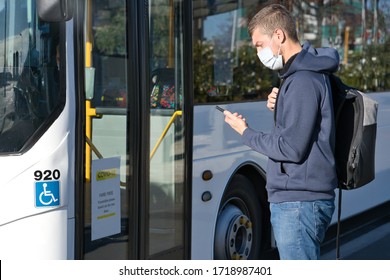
[150,110,182,160]
[93,108,178,116]
[85,136,103,159]
[86,105,182,167]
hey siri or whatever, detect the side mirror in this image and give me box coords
[37,0,74,22]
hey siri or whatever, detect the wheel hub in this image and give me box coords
[214,204,253,259]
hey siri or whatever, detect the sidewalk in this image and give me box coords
[321,222,390,260]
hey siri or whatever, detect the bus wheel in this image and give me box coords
[214,174,263,260]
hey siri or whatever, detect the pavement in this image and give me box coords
[321,222,390,260]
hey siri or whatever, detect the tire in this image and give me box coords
[214,174,264,259]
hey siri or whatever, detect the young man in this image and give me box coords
[223,4,339,259]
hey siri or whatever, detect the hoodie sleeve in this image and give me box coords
[242,73,322,163]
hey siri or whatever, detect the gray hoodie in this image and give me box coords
[242,42,340,203]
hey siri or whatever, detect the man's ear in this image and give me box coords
[274,28,286,44]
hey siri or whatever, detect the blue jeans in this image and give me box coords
[270,200,335,260]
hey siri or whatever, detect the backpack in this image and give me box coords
[328,74,379,259]
[330,74,379,190]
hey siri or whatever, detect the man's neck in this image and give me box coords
[282,42,302,63]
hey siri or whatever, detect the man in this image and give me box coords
[223,4,339,260]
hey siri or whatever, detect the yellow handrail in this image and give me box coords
[85,100,99,181]
[86,109,182,164]
[150,110,182,160]
[85,0,93,182]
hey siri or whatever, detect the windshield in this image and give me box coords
[0,0,64,153]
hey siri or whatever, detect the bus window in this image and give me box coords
[89,1,127,109]
[193,1,276,104]
[292,0,390,93]
[148,0,185,257]
[193,0,390,104]
[0,0,64,153]
[83,0,130,260]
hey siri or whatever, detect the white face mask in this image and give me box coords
[257,37,283,70]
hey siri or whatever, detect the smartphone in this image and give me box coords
[215,105,225,113]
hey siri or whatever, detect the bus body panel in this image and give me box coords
[192,102,274,161]
[0,20,76,259]
[0,210,68,259]
[0,128,74,259]
[192,103,269,259]
[191,153,268,259]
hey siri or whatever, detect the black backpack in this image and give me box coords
[328,74,379,259]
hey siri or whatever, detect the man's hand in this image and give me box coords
[267,87,279,111]
[223,110,248,135]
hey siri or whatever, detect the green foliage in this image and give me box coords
[338,39,390,92]
[193,40,275,103]
[94,8,126,55]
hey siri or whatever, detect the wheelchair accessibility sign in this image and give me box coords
[35,181,60,207]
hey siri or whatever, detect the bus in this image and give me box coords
[0,0,389,260]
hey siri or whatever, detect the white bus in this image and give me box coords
[0,0,389,260]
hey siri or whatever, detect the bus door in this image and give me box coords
[81,0,189,259]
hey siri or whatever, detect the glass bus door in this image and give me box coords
[148,0,187,258]
[80,0,188,259]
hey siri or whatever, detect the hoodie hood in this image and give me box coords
[280,42,340,79]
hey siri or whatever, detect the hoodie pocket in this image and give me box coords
[267,161,289,190]
[280,161,309,190]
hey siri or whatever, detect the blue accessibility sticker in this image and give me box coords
[35,181,60,207]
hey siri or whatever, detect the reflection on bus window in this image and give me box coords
[193,2,275,104]
[150,68,178,109]
[90,1,127,109]
[293,0,390,92]
[193,0,390,104]
[0,1,63,153]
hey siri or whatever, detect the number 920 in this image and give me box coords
[34,169,61,181]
